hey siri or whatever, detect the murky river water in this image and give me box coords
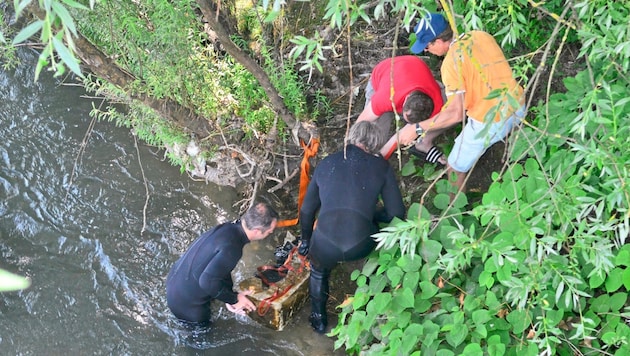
[0,49,341,355]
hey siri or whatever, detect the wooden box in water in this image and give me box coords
[238,253,310,331]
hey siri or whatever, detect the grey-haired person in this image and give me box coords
[297,121,406,333]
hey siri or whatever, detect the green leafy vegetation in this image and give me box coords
[326,1,630,355]
[72,0,319,164]
[7,0,321,170]
[4,0,629,354]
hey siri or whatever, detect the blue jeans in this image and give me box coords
[448,105,526,173]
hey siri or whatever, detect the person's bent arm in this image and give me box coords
[396,93,465,146]
[379,122,417,158]
[299,179,321,242]
[357,102,378,122]
[380,167,406,222]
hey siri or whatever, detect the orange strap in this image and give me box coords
[256,246,309,316]
[277,137,320,228]
[383,142,397,161]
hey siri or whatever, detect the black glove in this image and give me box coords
[297,239,310,256]
[274,240,295,266]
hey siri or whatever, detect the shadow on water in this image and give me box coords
[0,49,344,355]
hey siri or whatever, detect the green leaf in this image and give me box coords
[51,1,78,36]
[506,309,531,334]
[414,298,432,313]
[393,288,415,309]
[434,193,451,210]
[608,292,627,312]
[420,263,437,282]
[436,224,458,250]
[34,45,51,81]
[264,11,281,23]
[616,249,630,266]
[372,292,393,311]
[590,294,610,313]
[401,323,423,353]
[0,269,31,291]
[605,267,624,292]
[402,271,420,291]
[488,342,506,356]
[446,324,468,348]
[488,335,505,356]
[362,258,379,276]
[479,270,495,288]
[461,342,483,356]
[624,267,630,290]
[398,254,422,273]
[472,309,491,325]
[418,280,439,299]
[545,309,564,327]
[352,291,370,310]
[12,20,44,44]
[51,35,83,77]
[589,272,605,289]
[485,88,504,100]
[386,266,403,286]
[402,159,417,176]
[420,240,442,263]
[452,191,468,209]
[61,0,90,10]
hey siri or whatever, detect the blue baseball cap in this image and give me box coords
[410,13,448,54]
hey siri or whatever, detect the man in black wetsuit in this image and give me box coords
[166,202,278,323]
[298,121,406,333]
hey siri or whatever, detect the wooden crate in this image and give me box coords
[238,254,310,330]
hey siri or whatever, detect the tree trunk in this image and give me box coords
[196,0,318,144]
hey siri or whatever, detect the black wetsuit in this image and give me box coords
[299,144,405,270]
[166,221,249,323]
[299,144,405,331]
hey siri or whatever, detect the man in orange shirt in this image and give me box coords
[397,13,526,193]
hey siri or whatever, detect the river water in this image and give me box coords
[0,49,341,355]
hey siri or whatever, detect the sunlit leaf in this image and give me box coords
[0,269,31,291]
[61,0,89,10]
[51,34,83,77]
[12,20,44,44]
[51,1,78,37]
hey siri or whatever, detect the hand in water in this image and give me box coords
[226,290,255,315]
[225,302,246,315]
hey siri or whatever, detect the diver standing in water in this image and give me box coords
[297,121,406,333]
[166,202,278,324]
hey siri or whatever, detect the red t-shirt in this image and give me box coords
[370,55,443,117]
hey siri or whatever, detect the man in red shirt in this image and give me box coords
[357,55,445,162]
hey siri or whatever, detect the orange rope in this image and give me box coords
[256,138,318,316]
[256,246,309,316]
[276,137,320,228]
